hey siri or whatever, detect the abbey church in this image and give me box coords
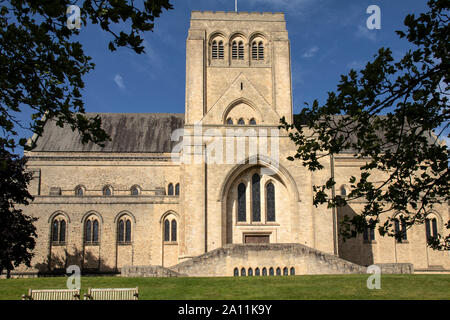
[18,11,449,277]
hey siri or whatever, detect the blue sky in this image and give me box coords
[13,0,445,150]
[76,0,429,116]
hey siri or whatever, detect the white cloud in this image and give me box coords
[302,46,319,58]
[114,74,125,90]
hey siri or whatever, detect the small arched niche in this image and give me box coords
[223,100,261,125]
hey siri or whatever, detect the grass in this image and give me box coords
[0,274,449,300]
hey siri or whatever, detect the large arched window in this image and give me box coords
[252,174,261,222]
[85,216,100,245]
[118,216,132,244]
[237,183,246,222]
[266,182,275,222]
[51,216,67,244]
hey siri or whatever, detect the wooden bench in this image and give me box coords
[22,289,81,300]
[84,287,139,300]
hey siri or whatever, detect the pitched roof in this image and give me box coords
[31,113,185,153]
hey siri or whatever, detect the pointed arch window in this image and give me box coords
[164,219,170,242]
[168,183,174,196]
[238,118,245,125]
[118,220,124,243]
[175,183,180,196]
[218,41,224,59]
[249,118,256,125]
[394,217,407,243]
[164,218,177,242]
[232,40,244,60]
[426,217,438,241]
[252,42,258,60]
[238,41,244,60]
[237,183,247,222]
[252,41,265,61]
[232,41,238,60]
[212,40,218,59]
[51,217,67,244]
[252,174,261,222]
[212,40,224,60]
[262,267,267,276]
[363,225,375,242]
[118,216,132,244]
[227,118,234,125]
[85,216,99,245]
[266,182,275,222]
[171,220,177,242]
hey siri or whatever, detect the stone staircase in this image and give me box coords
[169,243,368,277]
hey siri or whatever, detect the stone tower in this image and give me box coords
[180,11,295,261]
[185,11,293,125]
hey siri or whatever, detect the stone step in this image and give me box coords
[169,243,369,277]
[121,265,186,278]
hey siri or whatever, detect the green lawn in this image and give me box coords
[0,275,449,300]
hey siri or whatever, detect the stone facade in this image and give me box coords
[14,11,449,277]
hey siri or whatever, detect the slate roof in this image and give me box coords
[31,113,185,153]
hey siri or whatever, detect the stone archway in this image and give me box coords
[219,157,300,246]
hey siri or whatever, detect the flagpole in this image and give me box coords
[235,0,238,12]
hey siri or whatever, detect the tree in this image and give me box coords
[281,0,449,250]
[0,148,36,278]
[0,1,173,276]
